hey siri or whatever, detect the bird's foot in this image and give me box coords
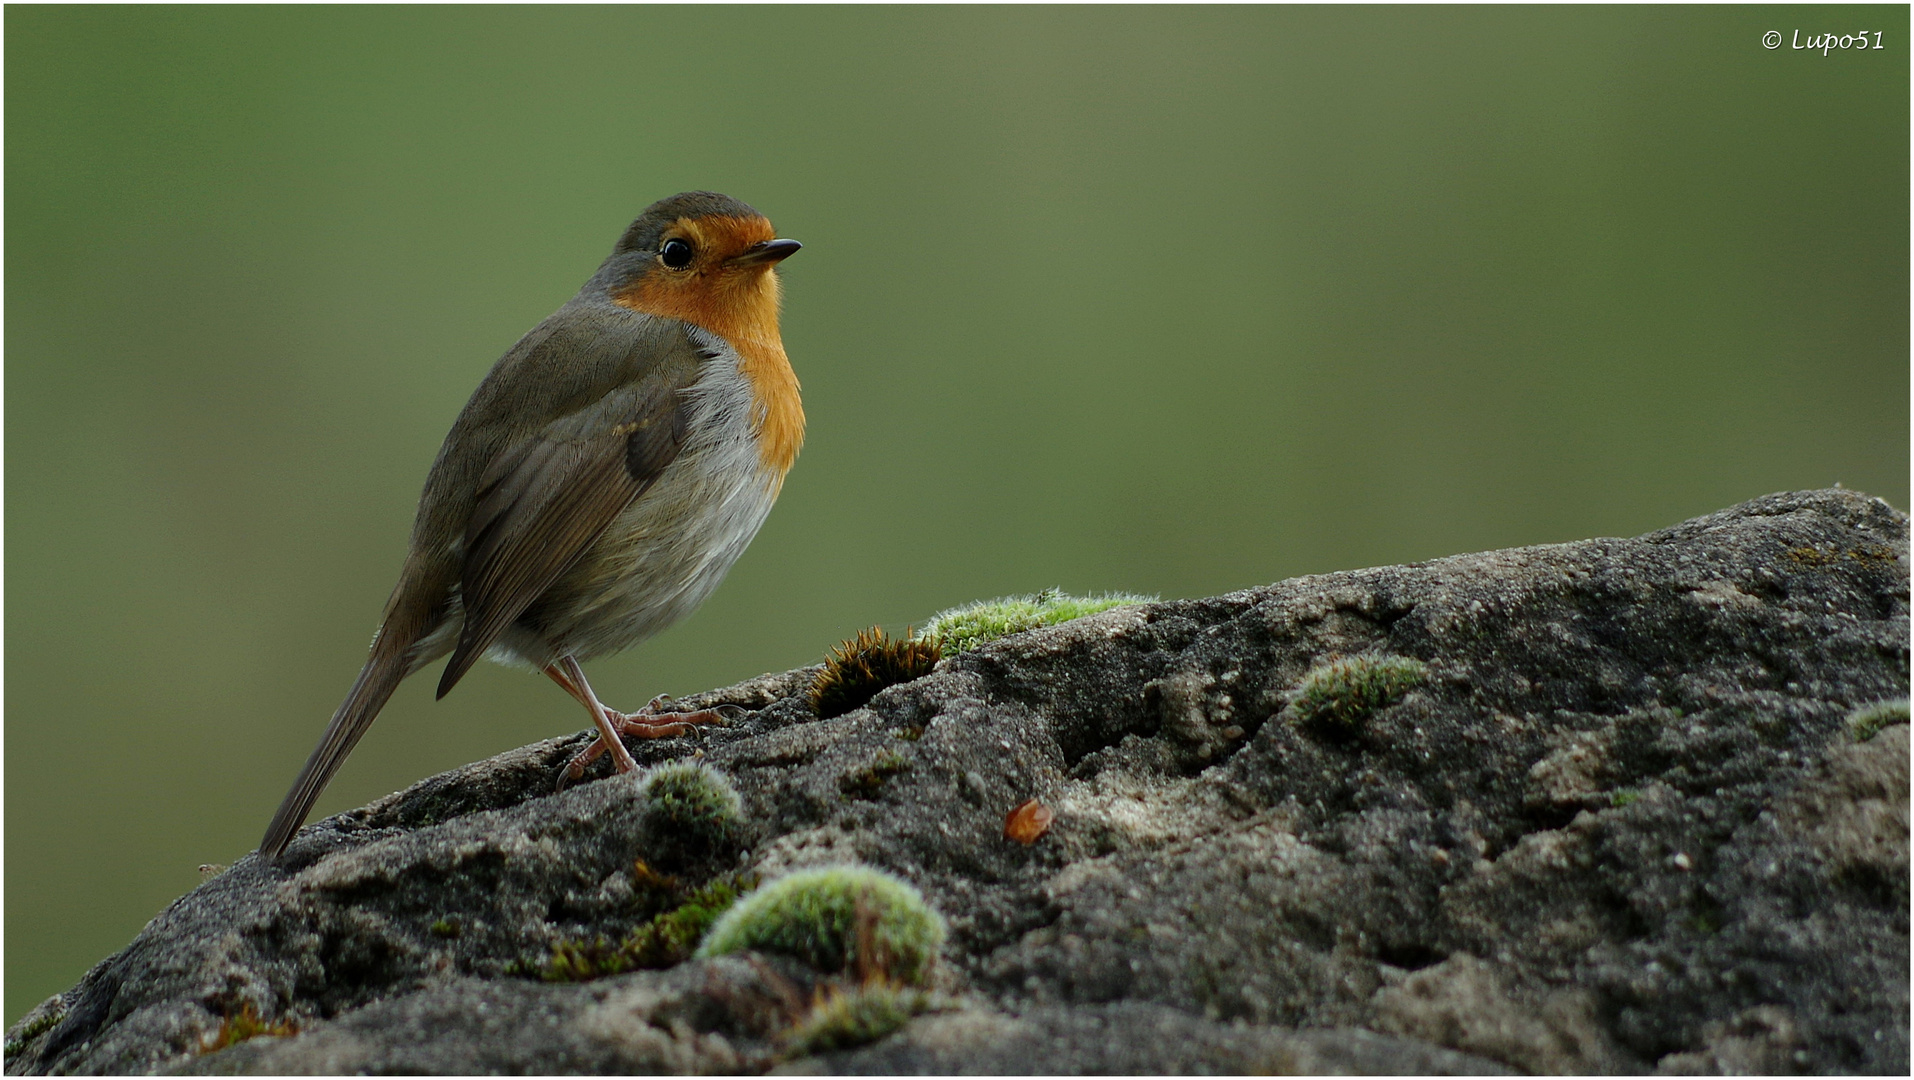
[557,697,730,789]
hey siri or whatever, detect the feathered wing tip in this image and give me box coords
[436,633,483,701]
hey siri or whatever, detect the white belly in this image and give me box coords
[489,340,786,667]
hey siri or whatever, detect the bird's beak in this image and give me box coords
[728,239,802,267]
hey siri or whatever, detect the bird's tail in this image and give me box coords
[259,638,412,858]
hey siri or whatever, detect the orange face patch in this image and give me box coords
[612,215,804,476]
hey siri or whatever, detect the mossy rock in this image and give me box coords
[540,875,750,983]
[783,982,928,1057]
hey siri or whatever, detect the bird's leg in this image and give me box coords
[545,660,728,786]
[550,656,641,779]
[544,664,635,776]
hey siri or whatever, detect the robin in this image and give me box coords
[259,191,803,858]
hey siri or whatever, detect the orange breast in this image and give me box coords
[729,330,804,477]
[611,217,804,477]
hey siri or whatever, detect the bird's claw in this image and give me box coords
[554,701,730,791]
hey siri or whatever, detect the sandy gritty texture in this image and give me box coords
[7,488,1906,1075]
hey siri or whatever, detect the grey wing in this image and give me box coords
[433,328,704,698]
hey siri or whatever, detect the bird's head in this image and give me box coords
[597,191,800,346]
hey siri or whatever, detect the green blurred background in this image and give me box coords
[6,6,1906,1021]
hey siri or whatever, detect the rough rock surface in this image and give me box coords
[7,488,1907,1075]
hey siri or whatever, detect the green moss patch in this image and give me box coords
[696,865,945,985]
[1289,655,1428,730]
[539,875,750,983]
[840,750,911,799]
[1846,698,1910,743]
[4,1002,67,1059]
[917,589,1155,655]
[642,762,741,844]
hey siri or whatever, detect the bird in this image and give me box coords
[259,191,804,858]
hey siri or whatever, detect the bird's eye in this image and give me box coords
[659,238,694,270]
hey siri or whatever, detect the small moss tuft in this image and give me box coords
[839,749,911,798]
[541,935,624,983]
[428,917,461,939]
[783,981,929,1057]
[630,857,681,896]
[540,875,751,982]
[1846,699,1910,743]
[1610,789,1641,808]
[696,865,946,985]
[197,1003,299,1055]
[642,762,742,848]
[4,1001,67,1059]
[1289,655,1428,730]
[621,877,749,968]
[810,628,941,719]
[917,589,1155,655]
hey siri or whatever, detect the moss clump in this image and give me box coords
[630,857,680,896]
[840,749,911,799]
[696,865,946,985]
[642,762,741,848]
[1289,655,1428,730]
[541,875,751,982]
[1846,699,1910,743]
[1610,789,1641,808]
[4,1001,66,1059]
[196,1003,299,1055]
[917,589,1155,655]
[620,877,748,966]
[541,936,624,983]
[428,917,461,938]
[810,628,941,719]
[784,982,929,1057]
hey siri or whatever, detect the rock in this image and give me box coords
[6,488,1907,1075]
[776,1002,1514,1075]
